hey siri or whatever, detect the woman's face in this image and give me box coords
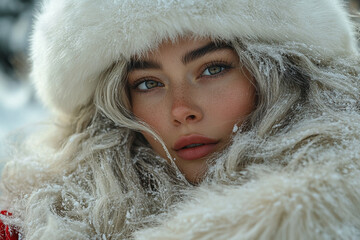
[127,37,256,183]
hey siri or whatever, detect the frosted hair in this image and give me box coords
[205,40,360,182]
[1,39,359,239]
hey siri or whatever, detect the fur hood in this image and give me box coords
[31,0,358,115]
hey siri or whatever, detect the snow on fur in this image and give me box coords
[31,0,358,115]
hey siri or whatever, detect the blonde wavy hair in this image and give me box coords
[1,38,360,239]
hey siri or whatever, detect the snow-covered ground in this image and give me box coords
[0,71,48,161]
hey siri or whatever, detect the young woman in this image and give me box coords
[1,0,360,239]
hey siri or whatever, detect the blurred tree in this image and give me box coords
[349,0,360,10]
[0,0,36,80]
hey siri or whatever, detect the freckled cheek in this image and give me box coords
[132,98,171,143]
[132,103,171,159]
[132,102,167,131]
[206,84,256,125]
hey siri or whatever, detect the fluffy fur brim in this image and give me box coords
[31,0,358,114]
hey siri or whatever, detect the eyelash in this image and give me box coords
[130,61,234,92]
[198,61,233,78]
[131,77,163,91]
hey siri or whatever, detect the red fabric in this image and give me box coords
[0,211,19,240]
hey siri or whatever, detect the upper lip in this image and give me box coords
[173,135,219,151]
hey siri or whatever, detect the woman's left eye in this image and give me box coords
[201,65,227,76]
[136,80,164,91]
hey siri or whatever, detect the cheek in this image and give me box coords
[224,87,255,118]
[131,95,166,130]
[141,131,169,159]
[207,79,256,125]
[132,99,170,157]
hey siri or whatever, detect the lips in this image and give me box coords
[173,135,219,160]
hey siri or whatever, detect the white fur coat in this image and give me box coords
[133,141,360,239]
[20,0,360,239]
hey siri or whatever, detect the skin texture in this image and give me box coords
[128,37,256,183]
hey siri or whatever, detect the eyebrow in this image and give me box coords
[127,41,233,72]
[182,42,233,65]
[127,59,161,72]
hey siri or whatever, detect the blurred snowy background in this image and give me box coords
[0,0,359,161]
[0,0,46,161]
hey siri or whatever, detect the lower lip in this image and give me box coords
[176,144,217,161]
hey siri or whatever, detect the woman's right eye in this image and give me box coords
[136,80,164,90]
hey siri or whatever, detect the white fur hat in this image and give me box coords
[31,0,358,115]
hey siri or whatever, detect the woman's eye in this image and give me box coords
[201,65,226,76]
[136,80,164,90]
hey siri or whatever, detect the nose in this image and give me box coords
[170,89,203,126]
